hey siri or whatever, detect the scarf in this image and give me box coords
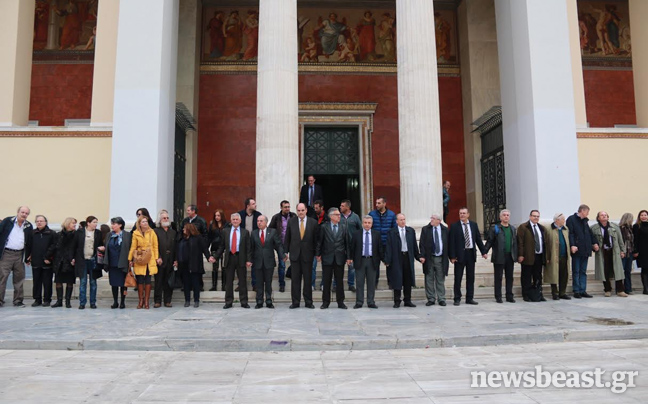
[599,221,612,250]
[110,231,123,246]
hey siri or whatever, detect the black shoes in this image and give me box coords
[320,303,329,309]
[31,301,42,307]
[453,301,460,306]
[573,292,582,299]
[496,298,503,303]
[267,303,275,309]
[368,303,378,309]
[559,295,571,300]
[582,292,593,298]
[51,300,62,308]
[393,301,401,308]
[255,303,263,309]
[184,301,191,307]
[438,301,446,306]
[223,303,233,309]
[506,298,516,303]
[305,304,315,309]
[241,303,250,309]
[539,296,547,302]
[353,303,362,309]
[338,303,347,309]
[90,304,97,309]
[111,302,119,309]
[552,295,559,300]
[466,300,478,305]
[279,286,285,293]
[79,305,85,310]
[404,301,416,308]
[426,301,435,306]
[289,304,300,309]
[194,301,199,308]
[14,302,25,308]
[349,286,356,292]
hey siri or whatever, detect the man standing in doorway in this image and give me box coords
[299,175,323,219]
[369,197,397,289]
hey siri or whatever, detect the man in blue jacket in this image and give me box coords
[566,204,599,298]
[368,196,397,288]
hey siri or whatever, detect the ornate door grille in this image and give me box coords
[304,127,359,175]
[475,106,505,234]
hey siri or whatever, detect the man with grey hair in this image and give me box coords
[419,213,449,306]
[545,213,571,300]
[0,206,33,307]
[484,209,518,303]
[350,215,383,308]
[215,212,252,308]
[316,207,352,309]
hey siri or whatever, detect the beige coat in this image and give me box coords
[544,224,571,285]
[590,222,625,281]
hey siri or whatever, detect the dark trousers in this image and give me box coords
[622,257,633,294]
[322,263,345,305]
[376,243,385,288]
[182,270,202,302]
[355,258,377,306]
[551,256,569,296]
[494,255,514,300]
[154,265,174,304]
[225,253,248,305]
[394,252,413,303]
[443,205,449,223]
[290,259,313,306]
[521,254,543,299]
[255,264,274,305]
[453,249,476,302]
[602,249,624,293]
[32,266,53,303]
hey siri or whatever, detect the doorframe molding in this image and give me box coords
[298,103,377,215]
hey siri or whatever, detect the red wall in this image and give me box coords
[197,73,467,218]
[29,64,94,126]
[583,69,636,128]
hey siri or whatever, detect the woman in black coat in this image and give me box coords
[632,210,648,294]
[31,215,57,307]
[74,216,104,310]
[104,217,133,309]
[208,209,229,291]
[52,217,78,308]
[178,223,214,307]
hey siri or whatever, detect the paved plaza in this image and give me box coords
[0,339,645,403]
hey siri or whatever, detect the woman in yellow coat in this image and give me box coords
[128,215,159,309]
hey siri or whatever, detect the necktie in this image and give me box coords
[463,222,471,248]
[309,186,313,207]
[260,230,265,246]
[434,226,440,255]
[300,219,305,240]
[231,228,237,254]
[533,224,541,253]
[333,224,338,236]
[401,228,407,252]
[364,231,370,256]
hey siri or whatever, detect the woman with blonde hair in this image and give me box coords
[619,212,634,294]
[52,217,77,308]
[128,215,159,309]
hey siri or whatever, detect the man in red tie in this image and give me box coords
[250,215,285,308]
[216,213,252,309]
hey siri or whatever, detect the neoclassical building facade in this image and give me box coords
[1,0,647,229]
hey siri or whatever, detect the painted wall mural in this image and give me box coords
[577,0,631,68]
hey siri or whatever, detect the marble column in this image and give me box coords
[0,0,34,127]
[255,0,299,215]
[90,0,120,126]
[45,0,59,50]
[396,0,443,228]
[567,0,587,128]
[109,0,179,224]
[630,0,648,127]
[495,0,580,224]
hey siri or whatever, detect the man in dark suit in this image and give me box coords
[250,215,284,309]
[179,204,207,239]
[268,200,295,293]
[238,198,262,291]
[350,216,383,309]
[316,208,352,309]
[517,210,547,302]
[385,214,423,308]
[215,213,252,309]
[284,203,319,308]
[484,209,518,303]
[419,213,449,306]
[448,207,487,306]
[299,175,324,219]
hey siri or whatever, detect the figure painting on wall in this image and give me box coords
[206,10,225,58]
[301,37,318,62]
[377,12,396,62]
[55,0,82,50]
[223,10,243,59]
[356,10,376,61]
[578,1,631,57]
[243,9,259,60]
[34,0,49,45]
[317,13,348,57]
[435,11,452,62]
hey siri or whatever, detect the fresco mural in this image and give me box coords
[33,0,98,54]
[577,0,631,67]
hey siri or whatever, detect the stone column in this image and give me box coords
[255,0,299,215]
[567,0,587,128]
[45,0,59,50]
[495,0,581,223]
[396,0,443,228]
[630,0,648,127]
[90,0,120,126]
[109,0,179,223]
[0,0,35,127]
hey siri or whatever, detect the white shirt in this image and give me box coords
[531,223,544,254]
[5,219,26,250]
[461,220,473,249]
[432,225,443,256]
[259,229,266,242]
[229,227,241,252]
[399,226,408,252]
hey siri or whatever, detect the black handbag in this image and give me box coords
[286,264,292,279]
[527,282,543,302]
[168,269,176,289]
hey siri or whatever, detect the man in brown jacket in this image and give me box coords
[517,210,547,302]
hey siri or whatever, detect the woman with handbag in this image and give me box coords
[178,223,215,307]
[52,217,77,308]
[128,215,159,309]
[208,209,228,291]
[104,217,132,309]
[74,216,104,309]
